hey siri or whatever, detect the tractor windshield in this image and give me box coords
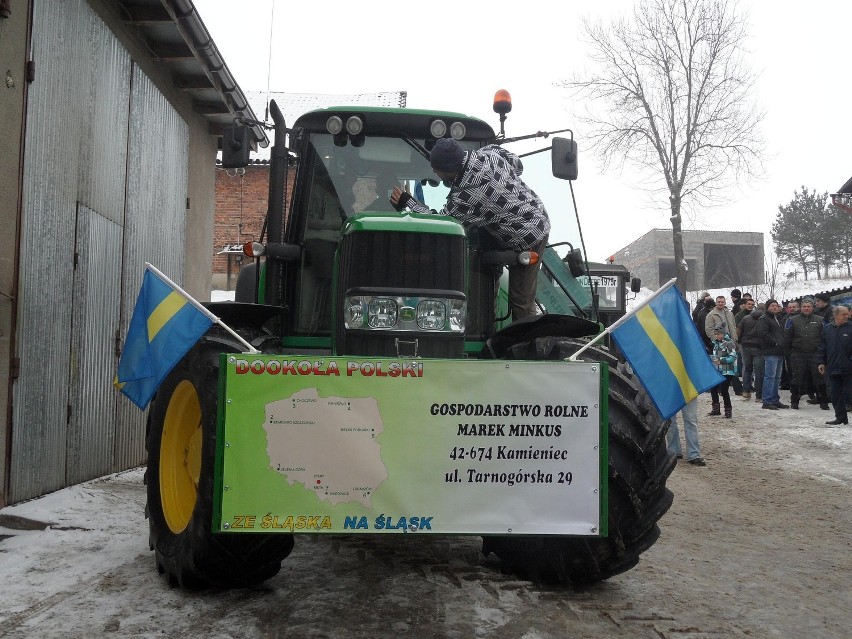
[301,132,475,220]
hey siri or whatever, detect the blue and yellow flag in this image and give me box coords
[611,282,723,420]
[114,267,213,410]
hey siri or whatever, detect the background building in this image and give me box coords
[0,0,260,505]
[613,229,764,291]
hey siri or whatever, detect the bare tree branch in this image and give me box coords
[563,0,765,291]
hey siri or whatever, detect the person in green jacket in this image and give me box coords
[708,327,738,418]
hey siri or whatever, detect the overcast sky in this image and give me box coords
[193,0,851,263]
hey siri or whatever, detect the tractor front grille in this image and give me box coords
[335,230,466,358]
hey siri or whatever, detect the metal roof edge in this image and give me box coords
[163,0,268,147]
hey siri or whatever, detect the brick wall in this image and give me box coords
[212,164,295,289]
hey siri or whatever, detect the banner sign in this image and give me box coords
[214,356,606,536]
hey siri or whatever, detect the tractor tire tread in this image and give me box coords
[482,336,675,585]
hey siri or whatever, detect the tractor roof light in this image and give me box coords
[328,114,347,146]
[430,119,447,138]
[449,121,466,140]
[326,116,343,135]
[345,116,364,136]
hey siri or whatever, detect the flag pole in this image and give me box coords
[145,263,260,354]
[568,278,678,361]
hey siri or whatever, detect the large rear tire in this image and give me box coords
[145,329,294,588]
[481,336,676,585]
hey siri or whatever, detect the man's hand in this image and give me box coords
[390,186,411,211]
[818,364,826,375]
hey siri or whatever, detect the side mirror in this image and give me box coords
[631,277,641,293]
[552,137,578,181]
[221,125,251,168]
[565,248,586,277]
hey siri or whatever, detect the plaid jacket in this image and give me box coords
[405,145,550,251]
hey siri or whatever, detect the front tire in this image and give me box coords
[145,330,294,588]
[481,336,676,584]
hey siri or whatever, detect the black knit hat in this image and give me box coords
[815,293,831,303]
[730,289,741,297]
[430,138,465,173]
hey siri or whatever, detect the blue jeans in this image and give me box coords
[667,398,701,460]
[762,355,783,405]
[741,346,764,396]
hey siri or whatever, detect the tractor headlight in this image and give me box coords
[449,299,466,331]
[344,296,365,326]
[368,298,398,328]
[344,291,465,332]
[417,300,446,330]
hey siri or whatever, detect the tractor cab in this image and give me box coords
[229,100,601,356]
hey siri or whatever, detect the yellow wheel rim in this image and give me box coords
[160,380,202,534]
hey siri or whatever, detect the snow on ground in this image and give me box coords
[210,289,236,302]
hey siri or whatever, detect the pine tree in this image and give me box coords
[772,187,836,280]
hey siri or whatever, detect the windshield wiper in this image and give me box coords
[395,131,430,161]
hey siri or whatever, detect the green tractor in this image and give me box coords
[144,94,674,588]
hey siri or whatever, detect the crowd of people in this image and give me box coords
[668,287,852,467]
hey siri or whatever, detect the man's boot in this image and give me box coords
[817,386,830,411]
[790,387,799,409]
[708,402,721,416]
[724,407,732,418]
